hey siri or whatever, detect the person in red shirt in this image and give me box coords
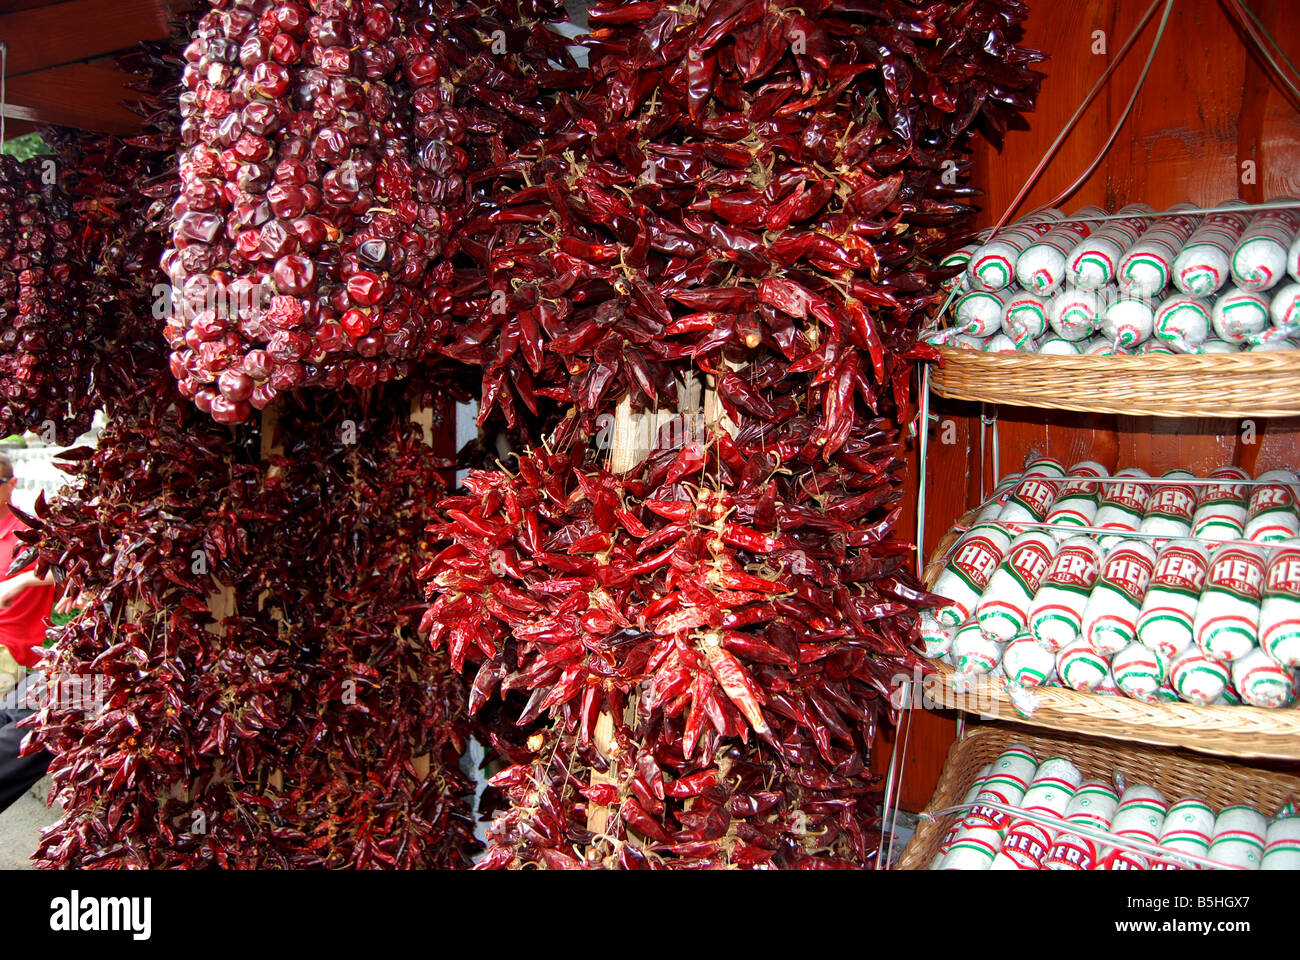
[0,455,56,668]
[0,455,56,811]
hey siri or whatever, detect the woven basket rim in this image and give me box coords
[928,345,1300,418]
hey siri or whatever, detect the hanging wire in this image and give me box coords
[984,0,1170,240]
[882,693,915,869]
[1234,0,1300,80]
[1224,0,1300,109]
[1232,0,1294,82]
[1044,0,1175,210]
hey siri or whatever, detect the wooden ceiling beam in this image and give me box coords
[1,118,39,137]
[0,0,173,78]
[1,61,142,134]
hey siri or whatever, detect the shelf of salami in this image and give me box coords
[916,458,1300,759]
[922,201,1300,417]
[897,724,1300,870]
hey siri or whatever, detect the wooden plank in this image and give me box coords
[0,119,39,140]
[0,1,75,13]
[2,61,141,134]
[408,396,441,782]
[0,0,171,78]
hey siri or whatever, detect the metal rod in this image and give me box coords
[916,364,931,580]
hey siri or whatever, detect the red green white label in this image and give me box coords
[952,535,1004,591]
[1045,546,1101,591]
[1008,540,1055,592]
[1102,550,1156,602]
[1146,486,1197,522]
[1152,546,1209,593]
[1208,548,1266,600]
[1008,478,1057,519]
[1266,549,1300,596]
[1102,481,1150,515]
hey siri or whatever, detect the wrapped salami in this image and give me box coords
[1191,466,1250,540]
[1170,645,1229,705]
[1112,641,1168,702]
[1016,206,1105,295]
[1230,646,1294,708]
[951,618,1006,677]
[1138,470,1198,546]
[1048,286,1106,341]
[1230,203,1300,291]
[1083,336,1123,355]
[919,610,957,659]
[963,744,1039,831]
[1262,817,1300,870]
[1029,536,1106,652]
[968,210,1065,291]
[1137,539,1211,660]
[1003,289,1050,346]
[1207,805,1267,870]
[1056,638,1111,692]
[1117,202,1202,297]
[1002,634,1058,688]
[1105,785,1168,870]
[1094,467,1151,547]
[997,458,1065,526]
[1044,461,1108,530]
[1244,469,1300,543]
[1044,780,1120,870]
[932,765,993,867]
[940,242,981,293]
[977,531,1059,640]
[1153,293,1212,352]
[953,288,1011,337]
[975,472,1024,521]
[1246,337,1298,351]
[1269,281,1300,333]
[1082,538,1157,655]
[1195,542,1268,662]
[1260,538,1300,666]
[1067,204,1153,289]
[1199,338,1238,353]
[932,523,1014,626]
[1211,285,1271,343]
[990,757,1082,870]
[1138,340,1175,355]
[1038,336,1082,355]
[935,823,1003,870]
[1101,295,1156,348]
[1173,200,1251,296]
[1153,799,1214,870]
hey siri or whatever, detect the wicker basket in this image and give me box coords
[929,346,1300,418]
[922,511,1300,761]
[895,723,1300,870]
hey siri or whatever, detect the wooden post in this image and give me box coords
[258,408,285,794]
[410,394,437,782]
[586,376,710,851]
